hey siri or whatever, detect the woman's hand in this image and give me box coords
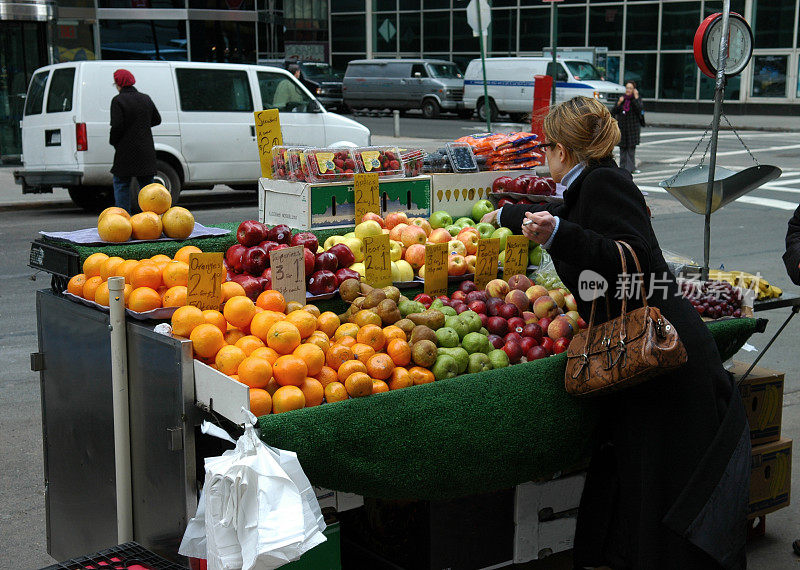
[633,88,640,99]
[522,211,556,245]
[618,96,625,105]
[481,209,501,226]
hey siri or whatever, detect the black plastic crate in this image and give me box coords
[41,542,187,570]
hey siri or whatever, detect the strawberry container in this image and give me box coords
[400,148,425,177]
[271,146,307,182]
[355,146,405,179]
[304,147,360,182]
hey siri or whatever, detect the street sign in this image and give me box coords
[466,0,490,37]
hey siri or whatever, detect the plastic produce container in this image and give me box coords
[445,142,479,173]
[304,148,360,183]
[354,146,405,179]
[271,146,308,182]
[400,148,425,177]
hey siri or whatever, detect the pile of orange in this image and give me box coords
[96,184,195,243]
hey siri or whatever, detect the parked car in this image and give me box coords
[343,59,470,119]
[463,57,626,122]
[258,59,344,111]
[14,60,370,211]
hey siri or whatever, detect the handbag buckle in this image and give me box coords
[573,353,590,381]
[655,318,671,339]
[605,337,627,370]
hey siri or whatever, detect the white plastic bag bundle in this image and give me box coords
[179,411,326,570]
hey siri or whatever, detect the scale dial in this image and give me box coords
[694,12,753,78]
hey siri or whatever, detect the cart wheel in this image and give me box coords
[51,274,68,295]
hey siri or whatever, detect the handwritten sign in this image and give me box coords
[254,109,282,178]
[424,243,448,298]
[364,234,392,288]
[187,253,224,310]
[354,172,380,225]
[475,238,500,291]
[503,235,530,280]
[270,245,306,305]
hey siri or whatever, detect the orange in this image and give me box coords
[83,253,109,278]
[138,183,172,214]
[285,310,317,339]
[130,262,162,289]
[389,367,413,390]
[114,259,139,284]
[344,372,373,398]
[272,385,305,413]
[326,344,353,370]
[324,382,348,403]
[249,388,272,416]
[224,328,246,345]
[305,332,330,354]
[266,321,302,355]
[366,353,394,380]
[334,323,359,341]
[372,379,389,394]
[357,324,386,352]
[98,213,132,242]
[250,310,286,342]
[409,366,435,385]
[190,323,226,359]
[235,335,265,356]
[303,304,321,318]
[150,254,172,264]
[237,356,273,388]
[337,336,356,348]
[83,276,103,301]
[251,346,280,365]
[294,343,325,376]
[128,286,162,312]
[316,312,340,338]
[286,301,304,313]
[383,325,406,343]
[172,306,206,337]
[98,206,130,223]
[351,343,376,364]
[130,211,163,240]
[299,377,324,407]
[162,285,187,307]
[215,345,247,376]
[224,296,257,329]
[67,273,87,297]
[174,245,203,264]
[94,282,111,306]
[337,359,368,383]
[202,309,227,333]
[315,366,338,387]
[162,261,189,288]
[265,377,280,396]
[273,355,308,387]
[256,290,286,312]
[221,281,247,302]
[386,339,412,366]
[99,256,125,281]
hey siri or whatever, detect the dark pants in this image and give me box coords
[619,146,636,172]
[113,175,154,213]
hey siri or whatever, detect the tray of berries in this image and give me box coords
[304,147,360,182]
[355,146,405,179]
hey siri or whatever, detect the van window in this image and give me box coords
[257,71,315,112]
[46,68,76,113]
[347,63,384,78]
[546,62,569,82]
[565,61,603,81]
[176,68,253,112]
[411,64,428,78]
[24,71,49,116]
[428,63,462,79]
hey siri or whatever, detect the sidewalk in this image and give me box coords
[645,111,800,132]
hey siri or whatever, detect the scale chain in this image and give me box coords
[721,111,760,166]
[665,119,714,186]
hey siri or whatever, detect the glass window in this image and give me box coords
[605,55,620,84]
[428,62,462,78]
[451,10,480,52]
[258,20,285,60]
[399,12,420,53]
[411,63,427,77]
[99,0,183,8]
[46,68,75,113]
[373,0,394,9]
[373,13,397,53]
[451,54,478,72]
[491,0,515,6]
[703,0,745,16]
[490,9,515,55]
[752,0,795,49]
[189,21,255,63]
[55,22,96,62]
[660,2,700,50]
[176,68,253,111]
[699,74,739,99]
[546,62,568,82]
[557,7,585,47]
[331,0,363,12]
[424,0,449,8]
[751,55,787,98]
[100,20,187,60]
[423,11,450,52]
[589,6,622,51]
[331,15,365,52]
[333,54,363,70]
[24,71,48,116]
[257,71,316,112]
[401,0,420,9]
[565,61,603,81]
[625,4,657,51]
[658,53,696,99]
[624,53,656,98]
[519,8,549,52]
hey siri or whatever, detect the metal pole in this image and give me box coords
[365,0,373,59]
[702,0,731,280]
[551,3,558,104]
[393,109,400,137]
[108,276,133,542]
[477,5,492,132]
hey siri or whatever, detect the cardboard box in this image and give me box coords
[258,176,430,230]
[313,487,364,513]
[729,361,784,445]
[429,171,529,219]
[749,438,792,518]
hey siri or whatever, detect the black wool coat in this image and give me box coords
[109,86,162,177]
[782,203,800,284]
[613,96,642,148]
[500,158,750,569]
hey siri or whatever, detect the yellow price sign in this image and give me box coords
[254,109,283,178]
[354,172,380,225]
[424,243,448,298]
[503,235,530,281]
[270,245,306,305]
[187,252,224,311]
[475,238,501,291]
[364,234,392,288]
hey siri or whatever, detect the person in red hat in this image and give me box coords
[109,69,162,212]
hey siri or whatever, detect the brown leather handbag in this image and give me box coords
[565,241,687,397]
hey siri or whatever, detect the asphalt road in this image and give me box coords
[2,117,800,569]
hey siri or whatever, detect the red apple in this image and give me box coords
[553,337,570,354]
[522,323,544,342]
[237,220,267,247]
[538,317,552,333]
[497,198,516,207]
[428,228,451,244]
[230,273,262,300]
[414,293,433,308]
[314,251,339,273]
[508,316,525,334]
[307,270,337,295]
[576,317,588,330]
[522,311,538,324]
[225,243,247,273]
[260,267,272,290]
[404,244,426,270]
[451,290,467,302]
[455,303,469,314]
[492,175,513,193]
[384,212,409,230]
[498,303,519,319]
[505,289,530,314]
[335,267,360,286]
[448,255,467,276]
[502,339,523,363]
[362,212,384,228]
[504,331,523,345]
[479,313,489,328]
[540,337,554,355]
[467,290,488,303]
[520,336,537,354]
[487,316,509,336]
[530,179,553,196]
[328,243,355,269]
[486,297,504,316]
[488,334,505,349]
[459,280,477,293]
[468,300,486,314]
[267,224,292,244]
[303,248,316,278]
[456,227,480,255]
[242,245,267,275]
[291,232,319,253]
[437,295,451,305]
[526,345,547,361]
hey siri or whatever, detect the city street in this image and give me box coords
[2,115,800,568]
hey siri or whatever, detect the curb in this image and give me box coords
[0,200,74,212]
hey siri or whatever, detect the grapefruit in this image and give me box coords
[138,183,172,214]
[98,213,132,242]
[162,207,195,239]
[130,211,163,240]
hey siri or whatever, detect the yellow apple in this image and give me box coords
[324,235,345,250]
[355,220,383,240]
[394,259,414,282]
[389,240,403,261]
[343,237,365,262]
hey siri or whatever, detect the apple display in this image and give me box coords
[404,244,426,270]
[237,220,267,247]
[394,259,414,282]
[465,255,477,274]
[384,212,408,230]
[307,270,337,295]
[456,227,480,255]
[491,227,513,251]
[429,210,453,229]
[448,239,467,257]
[533,295,559,319]
[314,251,339,273]
[389,223,408,242]
[428,228,451,244]
[488,334,505,349]
[410,217,432,236]
[448,255,467,276]
[502,339,523,363]
[225,243,247,273]
[487,316,508,336]
[526,345,547,361]
[242,245,267,275]
[507,274,532,291]
[327,243,355,269]
[361,212,385,228]
[505,289,529,313]
[267,224,292,245]
[486,279,510,299]
[492,176,513,193]
[342,238,365,263]
[522,323,544,342]
[468,300,486,314]
[335,267,360,285]
[553,337,570,354]
[400,225,427,247]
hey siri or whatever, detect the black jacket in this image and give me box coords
[500,159,749,569]
[613,96,642,148]
[782,203,800,284]
[109,86,161,177]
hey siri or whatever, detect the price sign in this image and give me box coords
[187,253,224,310]
[475,238,500,291]
[364,234,392,288]
[271,245,306,305]
[354,172,380,225]
[503,235,530,280]
[254,109,282,178]
[424,243,448,298]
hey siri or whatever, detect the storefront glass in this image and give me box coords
[589,5,623,51]
[189,21,256,63]
[451,10,480,53]
[557,7,585,47]
[99,0,185,8]
[605,55,620,84]
[625,3,657,51]
[751,55,787,98]
[331,14,365,52]
[624,53,656,98]
[99,20,187,60]
[660,2,700,50]
[423,11,449,52]
[373,0,394,10]
[330,0,362,11]
[659,53,696,99]
[188,0,254,10]
[752,0,795,49]
[699,74,740,100]
[398,12,420,53]
[490,9,514,55]
[519,8,549,52]
[372,13,397,53]
[423,0,449,9]
[55,21,96,62]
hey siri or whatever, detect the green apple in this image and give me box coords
[343,237,365,262]
[455,217,474,229]
[458,310,482,333]
[529,244,543,266]
[498,250,506,267]
[438,347,469,373]
[468,352,493,374]
[343,232,356,240]
[429,210,453,229]
[446,224,462,237]
[324,235,345,250]
[471,199,494,222]
[394,259,414,282]
[444,315,469,340]
[491,227,513,251]
[432,354,459,380]
[355,220,383,240]
[476,222,495,240]
[488,349,510,369]
[435,327,460,348]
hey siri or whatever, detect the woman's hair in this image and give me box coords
[543,96,620,163]
[626,80,637,88]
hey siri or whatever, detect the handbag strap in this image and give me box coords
[618,241,648,308]
[584,241,630,340]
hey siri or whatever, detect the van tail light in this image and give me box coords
[76,123,87,151]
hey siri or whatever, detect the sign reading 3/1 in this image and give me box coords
[364,234,392,288]
[424,243,448,297]
[503,235,529,280]
[475,238,500,291]
[271,245,306,305]
[354,172,380,225]
[254,109,283,178]
[187,252,224,310]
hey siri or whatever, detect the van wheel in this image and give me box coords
[477,98,498,122]
[68,186,114,212]
[421,99,440,119]
[155,159,182,204]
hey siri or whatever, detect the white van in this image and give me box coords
[14,61,370,210]
[463,57,626,122]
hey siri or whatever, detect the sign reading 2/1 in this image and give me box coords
[503,235,529,280]
[254,109,283,178]
[354,172,380,225]
[187,252,224,310]
[364,234,392,288]
[271,245,306,305]
[475,238,500,291]
[424,243,448,297]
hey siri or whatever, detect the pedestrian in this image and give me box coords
[613,80,643,174]
[109,69,162,212]
[272,64,307,111]
[782,203,800,285]
[482,97,749,569]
